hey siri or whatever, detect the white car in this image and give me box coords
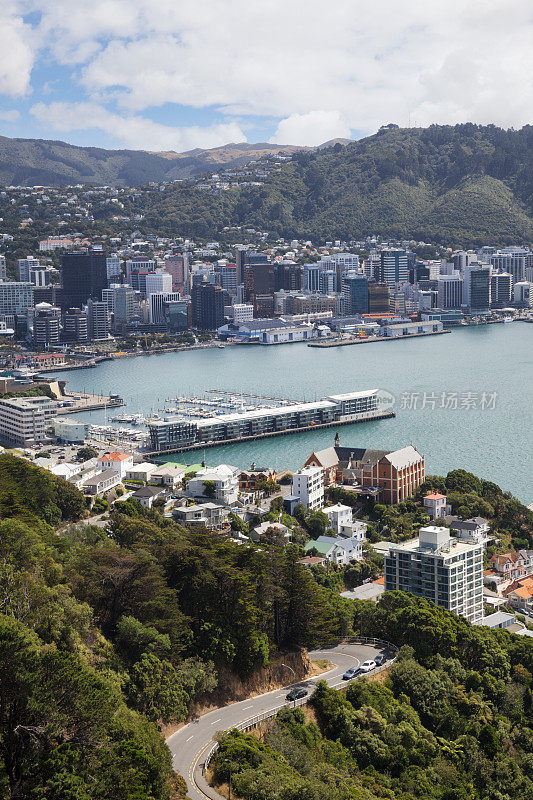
[360,660,376,673]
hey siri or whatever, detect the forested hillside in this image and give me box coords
[0,136,307,186]
[213,593,533,800]
[0,454,349,799]
[140,124,533,245]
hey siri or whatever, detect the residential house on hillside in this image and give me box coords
[187,464,239,505]
[490,550,533,582]
[305,534,364,565]
[98,452,134,479]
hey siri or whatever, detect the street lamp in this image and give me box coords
[281,663,296,707]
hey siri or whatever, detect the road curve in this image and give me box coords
[167,642,390,800]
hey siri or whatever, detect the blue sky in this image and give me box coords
[0,1,531,152]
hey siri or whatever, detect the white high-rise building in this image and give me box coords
[18,256,40,282]
[385,527,484,623]
[106,255,121,280]
[0,282,34,314]
[148,291,181,324]
[292,466,324,510]
[0,395,57,448]
[145,271,173,297]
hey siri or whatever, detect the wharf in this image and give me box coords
[145,409,395,456]
[308,330,451,348]
[58,391,124,414]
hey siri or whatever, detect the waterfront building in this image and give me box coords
[0,281,34,314]
[164,298,191,331]
[292,465,324,510]
[490,253,526,285]
[218,318,319,344]
[342,273,369,314]
[381,320,443,337]
[437,275,463,309]
[379,249,409,287]
[149,291,181,325]
[148,389,382,453]
[61,249,107,309]
[367,282,390,313]
[513,281,533,307]
[385,526,484,623]
[490,272,512,306]
[191,280,225,329]
[463,264,490,312]
[231,303,254,324]
[0,395,56,447]
[52,417,89,443]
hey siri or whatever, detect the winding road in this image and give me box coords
[167,641,392,800]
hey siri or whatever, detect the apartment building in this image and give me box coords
[292,465,324,510]
[385,526,484,623]
[0,395,56,447]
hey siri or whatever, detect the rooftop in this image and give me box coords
[100,452,132,462]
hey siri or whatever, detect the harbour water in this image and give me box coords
[56,324,532,502]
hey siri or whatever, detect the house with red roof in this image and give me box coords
[98,452,134,479]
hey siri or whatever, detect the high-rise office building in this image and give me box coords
[490,272,512,306]
[274,262,302,291]
[164,254,189,294]
[18,256,40,282]
[30,303,61,347]
[191,281,225,329]
[113,285,136,326]
[61,250,107,309]
[214,261,237,294]
[342,273,369,314]
[106,255,121,280]
[385,526,483,623]
[463,265,490,312]
[379,249,409,287]
[244,261,275,312]
[367,282,390,313]
[437,276,463,309]
[0,282,34,314]
[86,298,109,340]
[149,291,181,325]
[145,271,173,297]
[126,257,156,282]
[490,253,526,285]
[164,299,191,332]
[63,308,89,343]
[303,263,321,292]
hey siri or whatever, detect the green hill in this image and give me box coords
[0,136,310,187]
[142,123,533,246]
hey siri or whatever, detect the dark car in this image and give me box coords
[342,667,362,680]
[374,654,386,666]
[286,687,308,702]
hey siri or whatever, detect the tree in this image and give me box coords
[203,480,216,499]
[77,446,99,462]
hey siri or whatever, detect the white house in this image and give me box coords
[305,534,364,564]
[323,503,367,540]
[83,469,122,496]
[98,452,134,479]
[150,464,187,488]
[125,462,159,483]
[292,466,324,510]
[173,502,230,529]
[423,493,451,519]
[451,517,491,545]
[187,464,239,505]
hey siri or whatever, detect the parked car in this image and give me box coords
[360,660,377,673]
[342,667,361,680]
[374,654,386,666]
[286,687,308,702]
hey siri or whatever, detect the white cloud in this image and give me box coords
[4,1,533,147]
[0,110,20,122]
[270,111,351,146]
[0,9,34,97]
[29,101,246,151]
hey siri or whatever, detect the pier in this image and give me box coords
[146,409,395,456]
[308,330,450,348]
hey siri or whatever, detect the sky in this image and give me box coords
[0,0,532,153]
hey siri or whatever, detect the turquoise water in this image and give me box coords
[57,324,533,502]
